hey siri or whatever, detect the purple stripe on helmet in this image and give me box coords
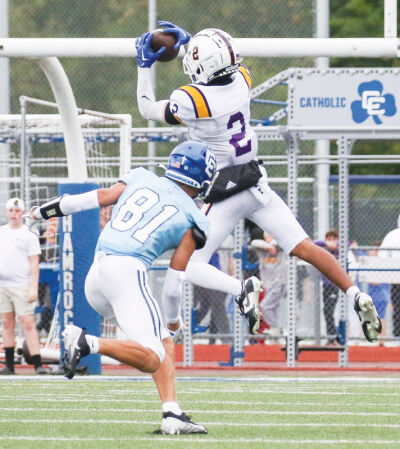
[210,28,235,65]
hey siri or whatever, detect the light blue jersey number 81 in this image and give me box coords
[112,188,178,243]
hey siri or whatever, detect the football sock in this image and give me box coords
[30,354,42,369]
[346,285,360,302]
[5,347,15,372]
[186,260,242,296]
[85,335,99,354]
[162,401,182,416]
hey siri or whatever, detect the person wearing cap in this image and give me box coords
[380,213,400,337]
[0,198,48,374]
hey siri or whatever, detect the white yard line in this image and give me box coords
[0,418,399,428]
[3,389,400,397]
[1,407,399,417]
[2,398,400,407]
[0,436,399,445]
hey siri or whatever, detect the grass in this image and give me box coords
[0,375,400,448]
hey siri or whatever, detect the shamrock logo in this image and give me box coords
[351,80,396,125]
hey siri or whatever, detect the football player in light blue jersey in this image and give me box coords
[97,166,209,268]
[29,140,215,435]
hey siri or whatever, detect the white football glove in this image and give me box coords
[23,207,42,236]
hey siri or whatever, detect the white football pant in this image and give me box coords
[186,173,308,294]
[85,252,168,362]
[193,173,308,263]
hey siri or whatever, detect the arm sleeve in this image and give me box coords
[137,67,169,122]
[60,190,100,215]
[162,267,183,323]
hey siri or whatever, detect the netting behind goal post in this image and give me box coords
[0,100,131,373]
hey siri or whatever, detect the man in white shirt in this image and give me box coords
[380,214,400,337]
[0,198,48,374]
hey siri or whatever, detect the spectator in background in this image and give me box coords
[42,217,59,245]
[251,232,287,336]
[380,215,400,337]
[0,198,48,374]
[313,229,341,344]
[367,242,390,342]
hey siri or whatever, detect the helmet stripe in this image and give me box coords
[178,85,212,118]
[210,28,235,65]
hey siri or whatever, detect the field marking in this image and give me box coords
[3,389,400,397]
[1,407,399,417]
[0,436,400,444]
[1,418,400,428]
[10,384,400,392]
[2,375,400,384]
[1,400,400,412]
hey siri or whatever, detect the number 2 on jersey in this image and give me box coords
[111,188,178,243]
[228,111,252,157]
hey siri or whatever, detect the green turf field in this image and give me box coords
[0,375,399,449]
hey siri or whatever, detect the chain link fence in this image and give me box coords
[1,1,400,365]
[1,131,400,365]
[184,167,400,349]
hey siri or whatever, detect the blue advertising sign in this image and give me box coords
[58,183,101,375]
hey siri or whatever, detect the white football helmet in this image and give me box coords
[183,28,242,84]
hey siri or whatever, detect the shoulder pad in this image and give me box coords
[191,225,207,249]
[174,85,211,119]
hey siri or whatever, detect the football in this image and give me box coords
[150,30,179,62]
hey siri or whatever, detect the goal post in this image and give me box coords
[0,102,131,374]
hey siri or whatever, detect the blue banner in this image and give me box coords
[58,183,101,375]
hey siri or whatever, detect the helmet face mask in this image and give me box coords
[165,140,216,191]
[183,28,242,84]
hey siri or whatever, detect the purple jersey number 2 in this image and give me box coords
[227,112,252,157]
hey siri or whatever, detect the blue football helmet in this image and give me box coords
[165,140,216,190]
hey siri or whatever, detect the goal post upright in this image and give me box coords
[33,58,87,182]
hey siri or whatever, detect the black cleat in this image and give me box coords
[0,366,16,375]
[35,366,50,375]
[235,276,262,334]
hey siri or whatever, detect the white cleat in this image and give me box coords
[354,292,382,343]
[236,276,263,334]
[62,324,90,379]
[161,411,208,435]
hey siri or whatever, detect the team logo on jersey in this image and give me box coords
[351,80,397,125]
